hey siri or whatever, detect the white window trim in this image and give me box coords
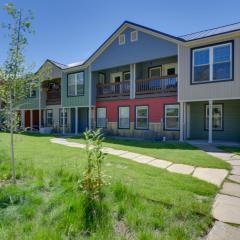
[118,34,125,45]
[135,106,149,129]
[118,106,130,129]
[164,104,180,130]
[96,107,107,128]
[46,109,53,127]
[67,72,84,96]
[192,42,232,83]
[131,31,138,42]
[149,66,162,78]
[123,71,131,81]
[205,104,223,130]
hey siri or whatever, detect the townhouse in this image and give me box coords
[17,21,240,142]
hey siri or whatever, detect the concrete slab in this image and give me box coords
[227,160,240,166]
[120,152,141,160]
[193,168,228,187]
[167,164,195,175]
[132,155,156,164]
[212,194,240,224]
[231,166,240,175]
[206,221,240,240]
[228,175,240,184]
[220,182,240,198]
[148,159,172,169]
[102,148,128,156]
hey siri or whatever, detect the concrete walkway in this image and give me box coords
[189,142,240,240]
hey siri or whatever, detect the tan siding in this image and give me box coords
[178,38,240,101]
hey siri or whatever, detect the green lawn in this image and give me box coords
[0,133,218,239]
[218,146,240,156]
[69,137,230,169]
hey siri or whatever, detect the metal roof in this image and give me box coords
[180,22,240,41]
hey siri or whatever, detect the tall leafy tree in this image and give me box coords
[0,3,34,184]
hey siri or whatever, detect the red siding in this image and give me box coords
[96,97,177,122]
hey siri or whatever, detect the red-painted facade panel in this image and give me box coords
[96,97,177,122]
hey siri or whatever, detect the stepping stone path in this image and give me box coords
[51,138,240,239]
[189,142,240,240]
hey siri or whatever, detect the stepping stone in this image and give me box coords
[132,155,156,164]
[120,152,141,160]
[193,168,228,187]
[227,160,240,166]
[231,166,240,175]
[228,175,240,184]
[148,159,172,169]
[167,164,194,175]
[212,194,240,224]
[206,221,240,240]
[220,182,240,198]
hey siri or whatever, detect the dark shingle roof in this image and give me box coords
[180,22,240,41]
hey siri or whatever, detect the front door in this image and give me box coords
[111,72,122,94]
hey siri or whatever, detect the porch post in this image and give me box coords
[75,107,78,135]
[179,102,184,141]
[208,100,213,144]
[130,64,136,99]
[186,103,191,139]
[38,83,42,130]
[43,109,46,127]
[62,108,65,135]
[88,66,92,130]
[30,110,33,131]
[21,110,25,129]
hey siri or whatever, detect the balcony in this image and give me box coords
[96,75,177,98]
[46,89,61,105]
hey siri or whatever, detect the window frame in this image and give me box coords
[191,41,234,84]
[135,105,149,130]
[204,103,224,131]
[131,31,138,42]
[98,72,106,84]
[148,65,162,78]
[118,106,130,129]
[164,104,180,131]
[123,71,131,81]
[118,34,126,45]
[96,107,107,128]
[67,71,85,97]
[46,109,53,127]
[59,108,68,127]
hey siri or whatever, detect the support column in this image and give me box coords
[21,110,25,129]
[130,64,136,99]
[62,108,65,135]
[208,100,213,144]
[43,109,46,127]
[179,102,184,142]
[30,110,33,131]
[88,66,92,130]
[186,103,191,139]
[183,102,187,140]
[38,83,42,130]
[75,107,78,135]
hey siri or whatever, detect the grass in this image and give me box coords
[0,132,219,239]
[69,137,230,169]
[218,146,240,156]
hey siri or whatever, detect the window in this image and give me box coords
[192,42,232,83]
[136,106,148,129]
[131,31,138,42]
[96,108,107,128]
[205,104,223,130]
[118,34,125,45]
[123,71,130,81]
[59,109,67,127]
[149,66,162,78]
[98,73,105,84]
[164,104,179,130]
[46,109,53,126]
[118,106,130,129]
[29,83,36,98]
[67,72,84,96]
[167,68,176,76]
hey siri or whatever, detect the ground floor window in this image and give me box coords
[96,107,107,128]
[59,109,67,127]
[135,106,148,129]
[46,109,53,126]
[118,106,130,129]
[205,104,223,130]
[164,104,179,130]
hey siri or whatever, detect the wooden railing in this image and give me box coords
[46,90,61,105]
[96,81,130,98]
[136,75,177,95]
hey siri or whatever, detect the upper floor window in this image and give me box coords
[123,71,130,81]
[118,34,125,45]
[149,66,162,78]
[131,31,138,42]
[192,42,233,83]
[67,72,84,96]
[29,83,36,98]
[98,73,105,84]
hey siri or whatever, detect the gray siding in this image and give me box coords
[178,38,240,101]
[190,100,240,141]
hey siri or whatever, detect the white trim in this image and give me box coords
[75,107,78,135]
[208,100,213,143]
[110,72,122,83]
[67,72,84,96]
[118,106,130,129]
[131,30,138,42]
[118,34,126,45]
[149,66,162,77]
[164,104,180,131]
[178,96,240,102]
[135,106,149,129]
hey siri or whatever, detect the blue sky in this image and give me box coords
[0,0,240,71]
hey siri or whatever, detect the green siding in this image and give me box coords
[62,67,90,107]
[190,100,240,141]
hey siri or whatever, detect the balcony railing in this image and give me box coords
[96,75,177,98]
[46,90,61,105]
[96,81,130,98]
[136,75,177,95]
